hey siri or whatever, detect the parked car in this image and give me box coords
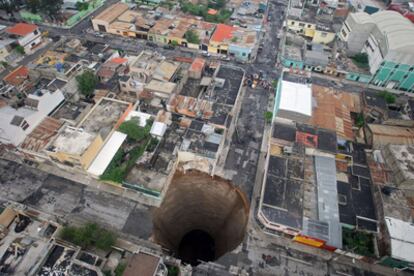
[163,44,175,50]
[201,51,211,57]
[95,32,105,38]
[220,55,230,61]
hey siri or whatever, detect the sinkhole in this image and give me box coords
[152,170,249,266]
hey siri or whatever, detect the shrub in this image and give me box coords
[59,223,116,251]
[264,111,273,123]
[378,90,396,104]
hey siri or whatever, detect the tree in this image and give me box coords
[379,90,396,104]
[0,0,17,14]
[26,0,41,13]
[15,45,25,55]
[185,30,200,44]
[76,70,98,97]
[76,1,89,11]
[40,0,63,19]
[118,117,153,141]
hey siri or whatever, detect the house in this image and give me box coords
[3,65,30,90]
[0,39,14,62]
[209,24,258,61]
[339,11,414,92]
[0,89,65,146]
[6,23,42,53]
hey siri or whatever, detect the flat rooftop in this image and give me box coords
[49,125,96,155]
[261,154,305,230]
[78,98,130,140]
[211,66,244,106]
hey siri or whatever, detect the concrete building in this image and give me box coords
[385,217,414,264]
[382,144,414,192]
[339,11,414,92]
[46,98,132,170]
[0,89,64,147]
[5,23,42,53]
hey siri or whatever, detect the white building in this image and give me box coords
[385,217,414,264]
[339,11,414,74]
[0,89,65,146]
[274,80,312,123]
[6,23,42,53]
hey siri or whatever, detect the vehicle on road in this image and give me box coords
[95,32,105,38]
[163,44,175,50]
[201,51,211,57]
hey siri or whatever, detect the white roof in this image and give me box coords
[0,90,64,146]
[385,217,414,263]
[278,80,312,117]
[87,131,127,177]
[150,122,167,137]
[125,111,152,127]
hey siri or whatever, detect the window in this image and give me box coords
[21,120,29,130]
[34,30,38,35]
[290,21,295,25]
[365,41,374,52]
[122,83,126,88]
[299,23,305,27]
[307,24,312,28]
[242,52,246,56]
[341,29,347,38]
[394,64,399,69]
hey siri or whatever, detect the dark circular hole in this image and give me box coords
[178,229,215,266]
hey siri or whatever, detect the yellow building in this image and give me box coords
[287,19,335,44]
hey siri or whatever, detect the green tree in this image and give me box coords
[379,90,396,104]
[15,45,25,55]
[26,0,41,13]
[170,40,179,47]
[264,111,273,123]
[0,0,17,14]
[76,1,89,10]
[40,0,63,19]
[118,118,149,142]
[114,263,127,276]
[76,70,98,97]
[185,30,200,44]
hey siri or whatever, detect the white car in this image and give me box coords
[201,51,211,57]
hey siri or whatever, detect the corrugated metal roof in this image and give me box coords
[314,156,342,248]
[368,124,414,147]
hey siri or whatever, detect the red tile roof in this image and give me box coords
[190,58,205,72]
[4,66,29,86]
[110,57,128,64]
[208,8,218,15]
[211,24,235,42]
[6,23,38,36]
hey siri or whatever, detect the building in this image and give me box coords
[286,0,337,45]
[46,98,132,170]
[209,24,258,61]
[5,23,42,53]
[339,11,414,91]
[385,217,414,265]
[365,124,414,148]
[123,252,167,276]
[0,39,14,62]
[0,89,64,146]
[91,2,129,33]
[273,80,312,123]
[381,144,414,193]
